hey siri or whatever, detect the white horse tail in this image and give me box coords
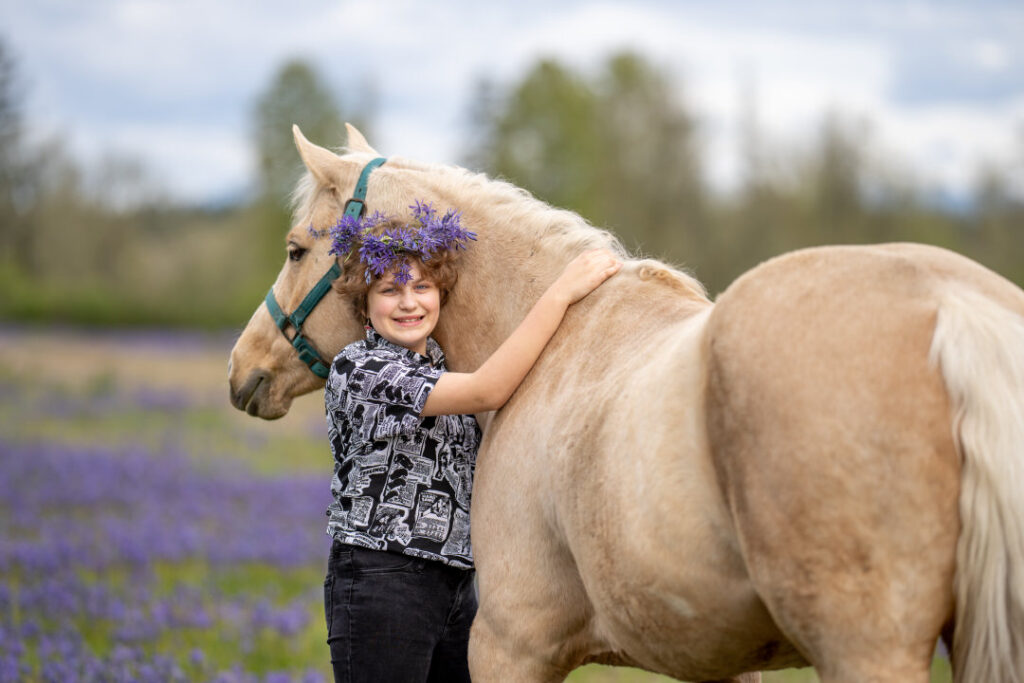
[930,288,1024,683]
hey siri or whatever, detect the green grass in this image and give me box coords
[569,657,951,682]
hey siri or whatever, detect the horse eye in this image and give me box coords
[288,247,307,262]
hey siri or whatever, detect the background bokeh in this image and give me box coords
[2,0,1019,680]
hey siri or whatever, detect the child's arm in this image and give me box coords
[421,248,621,416]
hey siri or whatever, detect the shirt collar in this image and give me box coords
[365,327,445,367]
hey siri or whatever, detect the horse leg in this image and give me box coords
[467,517,606,683]
[468,609,566,683]
[710,394,957,683]
[701,673,762,683]
[722,429,955,683]
[706,269,962,682]
[468,473,603,681]
[714,432,956,683]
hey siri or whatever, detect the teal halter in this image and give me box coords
[264,157,387,379]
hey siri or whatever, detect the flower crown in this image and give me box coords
[311,200,477,285]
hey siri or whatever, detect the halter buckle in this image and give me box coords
[343,198,367,219]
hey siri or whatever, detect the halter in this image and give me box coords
[264,157,387,379]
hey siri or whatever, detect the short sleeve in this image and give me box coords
[334,352,443,439]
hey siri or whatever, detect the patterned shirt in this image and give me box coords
[324,329,481,569]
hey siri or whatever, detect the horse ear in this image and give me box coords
[293,124,346,189]
[345,123,379,155]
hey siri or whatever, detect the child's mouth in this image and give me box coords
[393,316,424,327]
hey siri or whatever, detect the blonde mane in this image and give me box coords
[291,151,708,303]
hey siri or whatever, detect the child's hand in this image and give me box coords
[550,249,623,305]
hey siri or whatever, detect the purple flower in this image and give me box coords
[358,233,398,282]
[322,199,475,280]
[392,258,414,285]
[326,214,362,256]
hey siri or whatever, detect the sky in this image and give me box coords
[2,0,1022,207]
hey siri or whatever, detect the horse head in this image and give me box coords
[228,124,389,419]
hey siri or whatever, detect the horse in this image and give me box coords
[228,123,1024,683]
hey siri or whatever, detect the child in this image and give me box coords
[322,208,620,683]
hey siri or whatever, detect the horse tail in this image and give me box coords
[930,288,1024,683]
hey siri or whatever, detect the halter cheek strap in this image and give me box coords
[263,156,387,379]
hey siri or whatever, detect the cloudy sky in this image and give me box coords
[2,0,1022,206]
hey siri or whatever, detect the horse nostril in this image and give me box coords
[230,369,270,412]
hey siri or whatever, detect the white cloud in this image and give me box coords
[879,97,1024,193]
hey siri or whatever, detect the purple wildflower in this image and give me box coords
[326,214,363,257]
[358,233,398,282]
[392,259,413,285]
[0,428,332,681]
[408,199,434,225]
[322,199,475,281]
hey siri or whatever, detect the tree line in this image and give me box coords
[468,53,1024,295]
[0,41,1020,328]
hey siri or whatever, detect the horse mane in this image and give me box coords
[398,157,709,302]
[290,171,320,222]
[290,151,708,303]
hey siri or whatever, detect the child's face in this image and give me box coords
[366,262,440,356]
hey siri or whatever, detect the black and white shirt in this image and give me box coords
[324,329,481,569]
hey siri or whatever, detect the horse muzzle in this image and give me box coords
[229,369,287,420]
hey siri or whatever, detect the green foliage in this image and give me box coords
[0,38,41,272]
[0,201,283,328]
[0,42,1020,329]
[469,53,705,263]
[252,59,371,208]
[468,53,1024,297]
[0,48,363,329]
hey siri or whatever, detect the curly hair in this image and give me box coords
[332,217,461,319]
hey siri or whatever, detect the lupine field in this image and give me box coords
[0,326,950,683]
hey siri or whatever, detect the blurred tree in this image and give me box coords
[971,152,1024,284]
[250,59,373,279]
[252,59,367,207]
[0,38,20,197]
[0,37,39,271]
[470,59,601,216]
[808,112,868,243]
[721,74,796,289]
[596,54,706,259]
[467,53,706,269]
[0,44,1017,328]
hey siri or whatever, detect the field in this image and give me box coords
[0,325,951,682]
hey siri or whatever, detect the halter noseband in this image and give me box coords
[264,157,387,379]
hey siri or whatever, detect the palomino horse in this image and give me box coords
[229,124,1024,683]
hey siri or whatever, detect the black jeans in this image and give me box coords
[324,540,477,683]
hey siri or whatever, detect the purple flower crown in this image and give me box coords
[310,200,476,285]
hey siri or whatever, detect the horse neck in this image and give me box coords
[431,207,570,372]
[397,162,710,371]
